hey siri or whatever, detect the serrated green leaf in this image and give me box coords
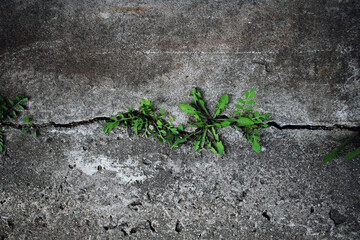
[252,140,261,153]
[194,140,200,151]
[250,88,256,94]
[344,147,360,160]
[213,94,229,118]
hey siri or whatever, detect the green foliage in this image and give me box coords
[104,88,271,155]
[322,135,360,164]
[104,99,189,150]
[0,96,36,152]
[180,88,271,154]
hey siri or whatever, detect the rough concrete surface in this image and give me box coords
[0,0,359,239]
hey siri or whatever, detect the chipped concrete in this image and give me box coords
[1,0,360,239]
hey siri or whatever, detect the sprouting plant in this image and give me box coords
[322,135,360,164]
[233,89,271,152]
[179,88,271,154]
[103,99,188,149]
[0,96,37,151]
[104,88,271,155]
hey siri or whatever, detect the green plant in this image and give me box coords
[179,88,271,154]
[322,135,360,164]
[104,88,271,155]
[103,99,188,149]
[0,96,36,152]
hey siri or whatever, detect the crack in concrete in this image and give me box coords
[3,118,360,132]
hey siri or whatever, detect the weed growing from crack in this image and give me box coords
[0,96,36,151]
[104,88,271,154]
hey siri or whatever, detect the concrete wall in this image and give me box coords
[1,0,359,239]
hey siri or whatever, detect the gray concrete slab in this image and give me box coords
[1,0,360,239]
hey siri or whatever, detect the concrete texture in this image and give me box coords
[0,0,360,239]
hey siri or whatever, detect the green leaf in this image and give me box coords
[322,137,355,164]
[213,141,225,155]
[344,147,360,160]
[179,104,196,115]
[160,109,164,115]
[245,90,249,99]
[22,129,28,134]
[235,104,243,110]
[110,116,117,121]
[178,125,183,131]
[22,118,30,123]
[169,115,174,122]
[322,150,339,164]
[238,98,246,104]
[18,105,25,110]
[237,117,254,126]
[210,147,217,154]
[252,140,261,153]
[194,140,200,151]
[244,107,253,111]
[250,88,256,94]
[198,99,210,116]
[220,120,231,128]
[213,94,229,118]
[164,135,174,142]
[197,122,207,127]
[200,128,208,148]
[8,99,14,106]
[32,130,37,138]
[190,88,197,96]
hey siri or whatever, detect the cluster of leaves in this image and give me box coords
[322,135,360,164]
[104,88,271,155]
[104,99,189,150]
[179,88,271,154]
[0,96,36,151]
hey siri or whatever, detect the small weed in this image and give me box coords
[104,88,271,154]
[0,96,36,151]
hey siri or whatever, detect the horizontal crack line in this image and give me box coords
[2,118,360,132]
